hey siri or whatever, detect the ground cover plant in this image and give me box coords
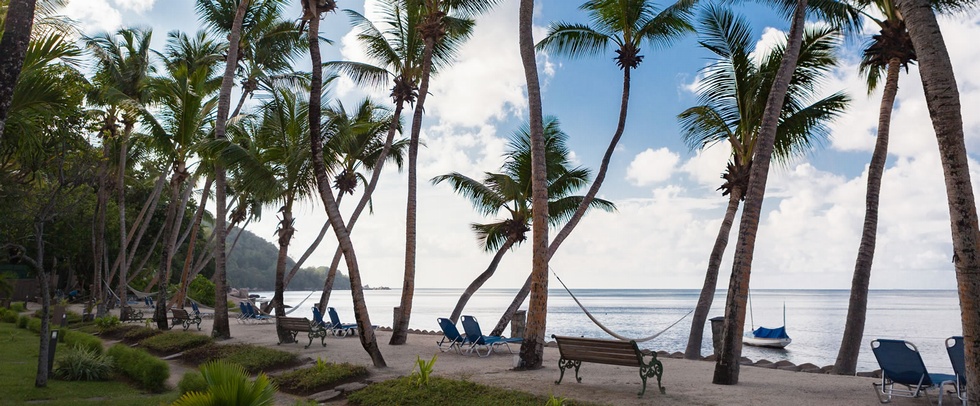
[54,346,113,381]
[123,326,162,343]
[182,343,298,373]
[140,330,213,355]
[106,343,170,392]
[273,357,368,395]
[0,323,178,405]
[347,376,601,406]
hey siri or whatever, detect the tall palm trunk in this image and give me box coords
[833,58,899,375]
[116,126,130,312]
[305,0,386,367]
[274,202,295,343]
[280,194,342,293]
[518,0,550,369]
[211,0,250,339]
[28,233,51,387]
[154,169,187,330]
[713,0,807,385]
[0,0,37,138]
[449,237,516,323]
[491,60,634,337]
[684,187,742,359]
[93,142,110,318]
[317,102,404,312]
[894,0,980,400]
[173,175,214,308]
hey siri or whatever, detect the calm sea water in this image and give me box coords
[255,288,962,374]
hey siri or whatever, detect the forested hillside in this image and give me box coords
[227,228,350,291]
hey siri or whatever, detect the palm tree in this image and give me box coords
[303,0,387,367]
[679,6,850,360]
[491,0,696,340]
[390,0,492,346]
[0,0,38,137]
[84,26,156,320]
[143,30,224,329]
[433,117,615,324]
[893,0,980,399]
[832,0,920,374]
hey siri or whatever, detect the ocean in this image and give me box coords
[254,288,963,375]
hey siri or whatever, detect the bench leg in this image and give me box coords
[305,332,314,349]
[556,358,582,385]
[639,358,665,397]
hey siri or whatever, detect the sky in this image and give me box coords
[61,0,980,290]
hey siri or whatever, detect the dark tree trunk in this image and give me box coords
[450,238,516,323]
[685,189,742,359]
[173,175,213,308]
[274,204,295,343]
[833,58,899,375]
[894,0,980,401]
[713,0,807,385]
[0,0,37,138]
[154,171,185,330]
[116,125,130,313]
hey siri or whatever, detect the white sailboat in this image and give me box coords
[743,300,791,349]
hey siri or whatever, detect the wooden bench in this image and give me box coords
[171,308,202,331]
[120,306,144,323]
[551,334,665,397]
[277,316,328,349]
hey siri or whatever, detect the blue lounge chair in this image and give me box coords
[245,301,273,323]
[871,338,957,403]
[436,318,468,354]
[312,307,327,329]
[191,302,213,319]
[941,336,968,406]
[237,302,251,323]
[326,307,359,336]
[460,315,522,357]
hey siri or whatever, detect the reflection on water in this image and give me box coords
[257,288,961,374]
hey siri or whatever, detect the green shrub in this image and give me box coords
[27,317,41,333]
[60,329,103,355]
[183,343,298,373]
[172,361,277,406]
[347,377,577,406]
[107,343,170,392]
[9,302,26,312]
[123,326,161,342]
[141,331,212,354]
[54,345,113,381]
[274,359,368,395]
[188,275,215,307]
[97,323,138,340]
[95,315,120,332]
[0,309,16,323]
[16,315,28,328]
[177,371,208,395]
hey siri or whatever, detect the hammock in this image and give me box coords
[128,284,156,300]
[283,291,316,316]
[552,269,693,343]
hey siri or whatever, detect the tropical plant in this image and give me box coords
[53,345,114,381]
[493,0,697,342]
[409,354,436,388]
[171,360,277,406]
[679,5,850,360]
[893,0,980,400]
[433,117,615,324]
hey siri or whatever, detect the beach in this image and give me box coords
[72,301,948,406]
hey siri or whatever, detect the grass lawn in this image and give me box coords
[0,323,179,405]
[347,376,603,406]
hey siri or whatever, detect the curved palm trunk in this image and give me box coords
[450,238,516,323]
[685,189,742,359]
[317,102,404,312]
[173,175,214,308]
[833,59,899,375]
[518,0,549,369]
[116,126,130,313]
[210,0,250,340]
[281,194,342,293]
[274,203,295,343]
[893,0,980,400]
[93,143,110,318]
[154,171,186,330]
[491,60,634,337]
[306,2,386,367]
[162,179,195,285]
[0,0,37,138]
[713,0,807,385]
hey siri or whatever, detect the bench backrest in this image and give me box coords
[552,335,642,367]
[278,317,313,331]
[171,308,189,318]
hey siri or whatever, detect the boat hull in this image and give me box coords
[743,335,792,348]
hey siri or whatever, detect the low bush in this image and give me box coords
[95,315,120,332]
[0,309,16,323]
[27,317,41,333]
[107,343,170,392]
[123,326,161,343]
[9,302,26,312]
[183,343,298,373]
[98,323,139,340]
[59,329,104,355]
[347,377,598,406]
[177,371,208,395]
[54,345,113,381]
[141,331,212,355]
[274,358,369,395]
[172,361,276,406]
[16,314,28,328]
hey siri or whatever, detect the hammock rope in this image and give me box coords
[283,291,316,316]
[552,269,693,343]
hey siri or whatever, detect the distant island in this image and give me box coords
[363,285,391,290]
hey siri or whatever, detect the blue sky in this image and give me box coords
[63,0,980,290]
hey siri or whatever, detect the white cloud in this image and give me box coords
[65,0,122,33]
[626,147,680,186]
[112,0,155,12]
[680,142,731,188]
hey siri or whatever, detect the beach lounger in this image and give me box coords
[460,315,522,357]
[245,302,273,323]
[326,307,359,336]
[871,338,957,403]
[191,302,213,319]
[436,318,468,354]
[237,302,250,323]
[312,306,327,329]
[940,336,967,406]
